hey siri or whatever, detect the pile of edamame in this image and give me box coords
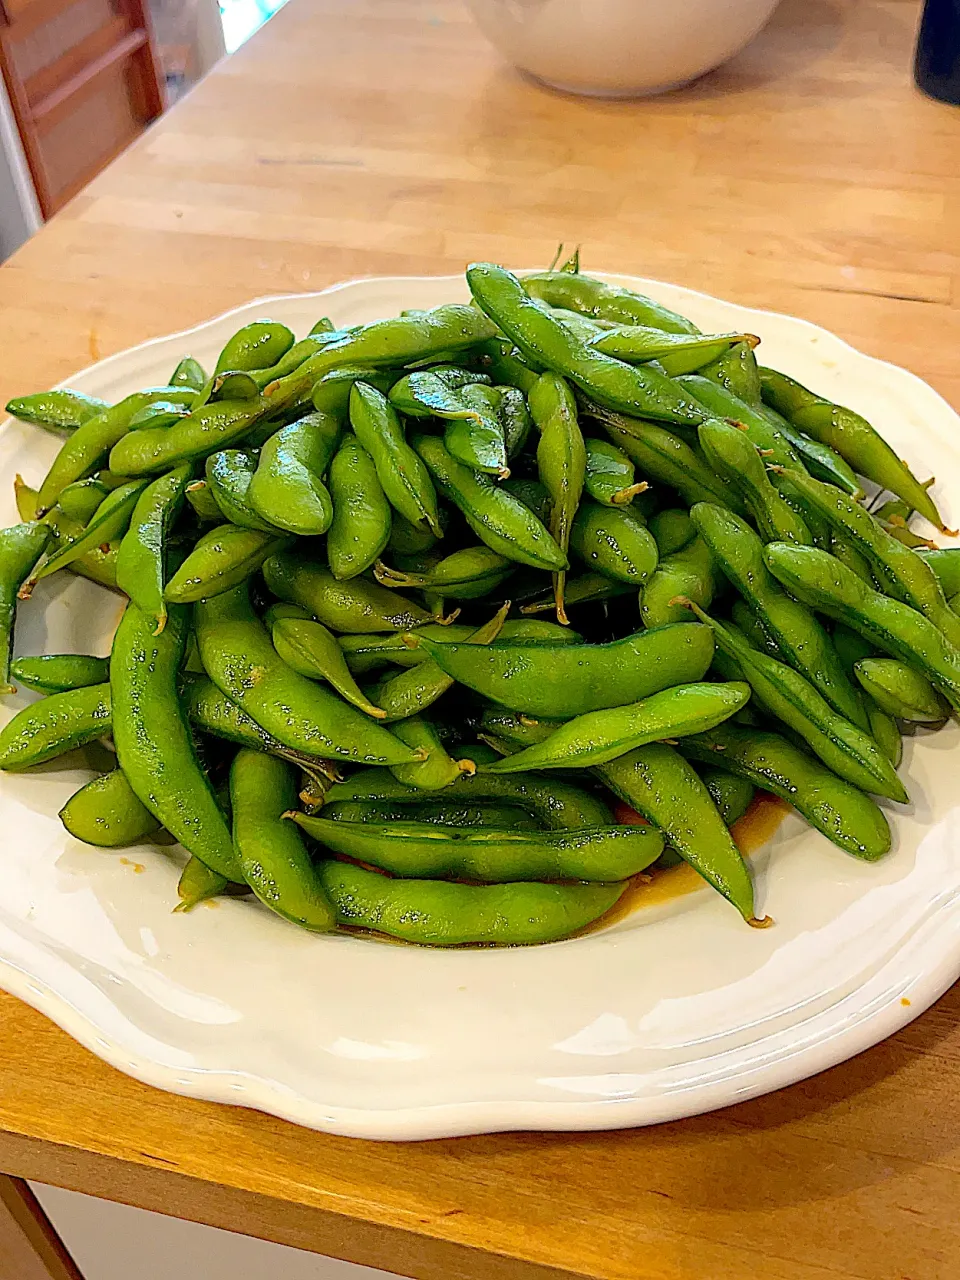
[1,253,956,946]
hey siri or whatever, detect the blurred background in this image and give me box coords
[0,0,290,260]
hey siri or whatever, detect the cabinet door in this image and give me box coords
[0,0,164,216]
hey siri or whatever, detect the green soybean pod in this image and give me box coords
[115,463,194,634]
[758,367,944,531]
[698,418,812,546]
[826,625,902,766]
[415,621,714,718]
[413,432,567,572]
[691,502,868,730]
[481,681,750,773]
[247,412,340,536]
[388,714,476,790]
[520,270,698,335]
[184,480,224,523]
[500,477,552,524]
[648,509,695,557]
[263,553,436,633]
[594,743,760,924]
[57,478,110,522]
[583,437,648,507]
[699,338,763,404]
[271,617,387,718]
[204,450,277,531]
[442,382,509,477]
[529,372,586,622]
[676,723,891,860]
[317,860,625,946]
[11,654,110,694]
[764,543,960,714]
[230,749,335,931]
[111,602,242,880]
[349,382,442,535]
[918,548,960,599]
[326,436,392,580]
[195,582,420,766]
[292,814,663,883]
[325,764,611,831]
[323,799,540,830]
[0,522,51,691]
[6,388,109,433]
[591,328,756,377]
[312,365,396,416]
[165,526,286,604]
[0,682,111,770]
[28,479,149,588]
[375,547,513,600]
[640,535,716,630]
[854,658,949,723]
[108,397,263,477]
[60,768,161,847]
[698,766,755,828]
[686,602,907,803]
[370,603,509,722]
[588,405,745,513]
[176,856,230,911]
[677,375,802,468]
[214,320,295,376]
[24,501,120,591]
[170,357,208,391]
[38,387,196,511]
[519,572,634,615]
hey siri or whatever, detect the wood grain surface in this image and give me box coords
[0,2,959,1279]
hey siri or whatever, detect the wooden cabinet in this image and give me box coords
[0,0,164,216]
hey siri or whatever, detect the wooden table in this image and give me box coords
[1,2,959,1278]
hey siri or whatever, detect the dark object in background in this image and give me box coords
[915,0,960,104]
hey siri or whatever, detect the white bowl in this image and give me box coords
[463,0,783,97]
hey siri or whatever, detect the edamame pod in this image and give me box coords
[413,433,567,572]
[111,602,242,880]
[271,617,387,718]
[853,658,949,722]
[482,681,750,773]
[640,535,716,630]
[60,768,161,847]
[698,419,812,545]
[764,543,960,714]
[247,412,340,536]
[595,744,760,923]
[166,525,285,603]
[12,654,109,694]
[292,814,663,883]
[231,749,335,930]
[27,480,149,589]
[589,405,745,512]
[0,522,51,690]
[388,714,475,790]
[648,509,695,556]
[590,328,757,376]
[195,582,420,765]
[263,553,435,632]
[676,723,891,860]
[57,478,109,522]
[919,548,960,598]
[185,480,223,523]
[317,860,625,946]
[759,367,944,529]
[685,602,907,802]
[176,856,229,911]
[699,339,763,404]
[414,622,714,718]
[37,387,195,511]
[6,388,108,433]
[698,766,755,827]
[115,464,194,633]
[324,799,539,830]
[774,467,960,648]
[520,270,698,335]
[326,437,391,580]
[530,372,586,622]
[204,450,277,531]
[349,383,442,535]
[374,547,513,600]
[583,437,647,507]
[215,320,295,376]
[0,682,111,769]
[109,397,264,477]
[442,382,509,477]
[170,357,207,390]
[691,503,869,730]
[677,376,802,468]
[325,764,611,830]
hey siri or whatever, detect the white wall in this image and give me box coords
[31,1184,396,1280]
[0,75,40,261]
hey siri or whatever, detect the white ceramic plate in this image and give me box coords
[2,273,960,1142]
